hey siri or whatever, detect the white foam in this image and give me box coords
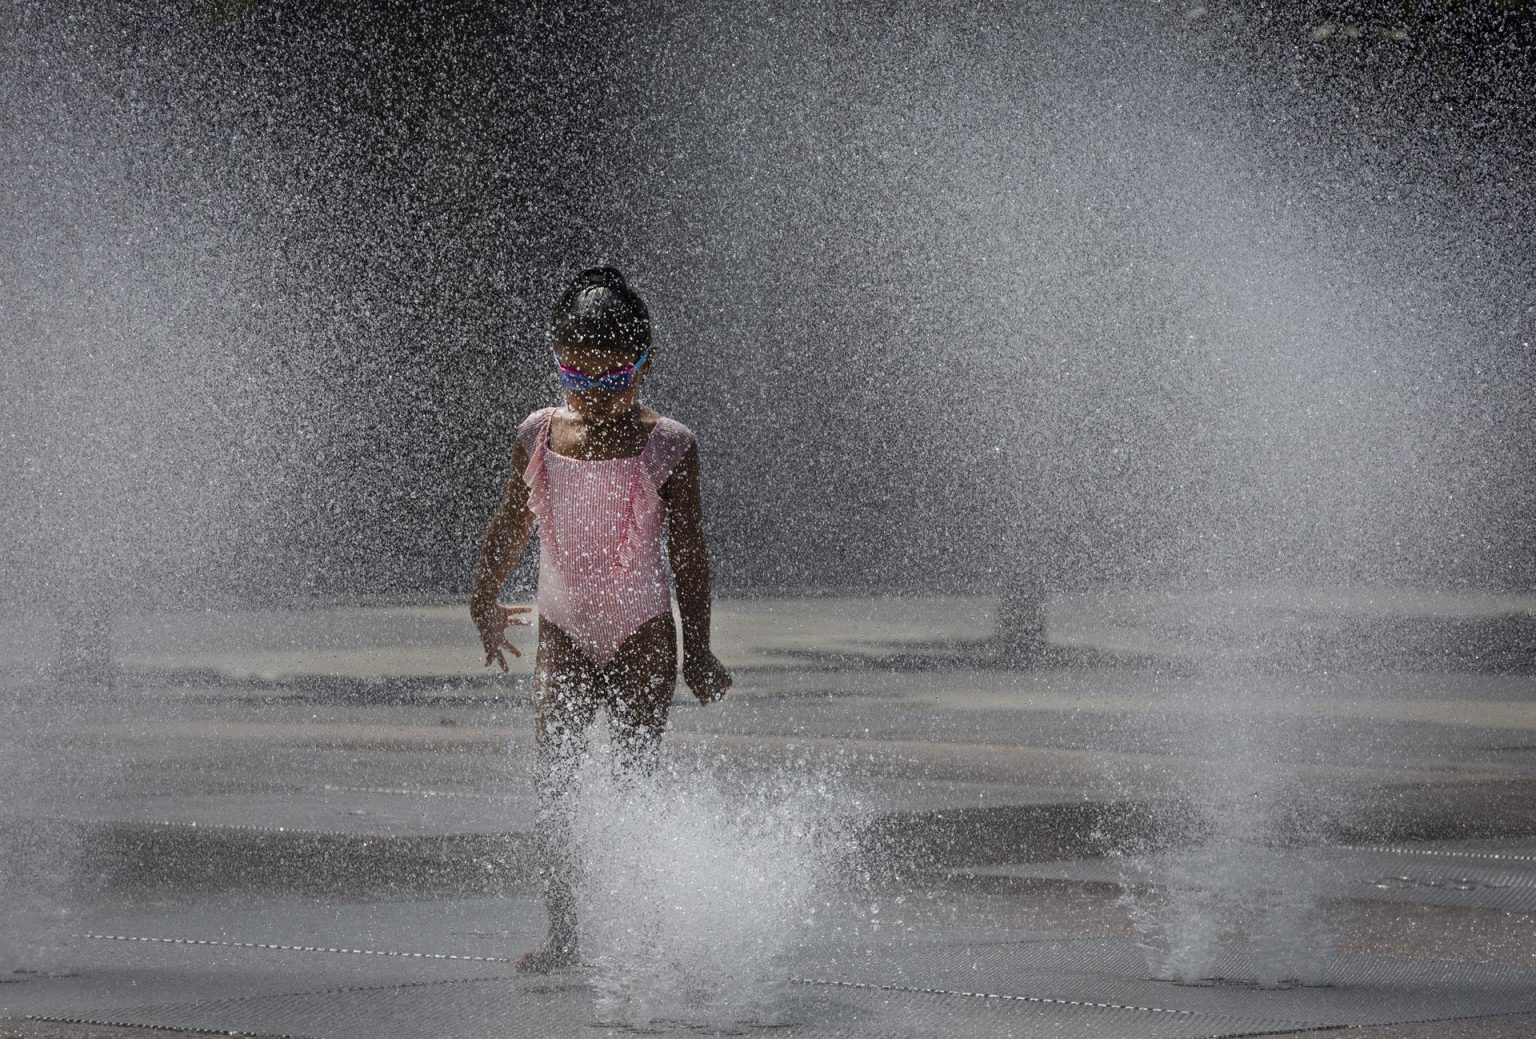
[568,739,851,1029]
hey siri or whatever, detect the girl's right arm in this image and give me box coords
[469,441,534,671]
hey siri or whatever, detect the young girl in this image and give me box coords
[469,265,732,974]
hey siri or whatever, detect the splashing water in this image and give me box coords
[1116,835,1346,989]
[569,736,850,1030]
[1110,657,1360,988]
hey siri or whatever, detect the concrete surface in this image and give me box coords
[0,588,1532,1037]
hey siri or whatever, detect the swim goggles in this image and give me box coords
[552,343,650,394]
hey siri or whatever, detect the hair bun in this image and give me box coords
[572,265,628,292]
[551,264,650,355]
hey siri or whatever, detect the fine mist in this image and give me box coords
[0,0,1530,1012]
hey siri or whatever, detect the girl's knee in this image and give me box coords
[536,676,590,714]
[535,674,600,743]
[609,694,670,774]
[610,686,670,737]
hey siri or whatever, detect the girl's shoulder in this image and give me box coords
[516,405,557,434]
[514,406,557,455]
[640,407,696,446]
[638,408,697,486]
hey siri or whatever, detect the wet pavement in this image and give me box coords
[0,589,1534,1037]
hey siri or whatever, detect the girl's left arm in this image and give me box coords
[662,442,732,703]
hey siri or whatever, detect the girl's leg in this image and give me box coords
[602,612,679,777]
[523,619,602,973]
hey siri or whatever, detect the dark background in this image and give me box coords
[4,0,1532,608]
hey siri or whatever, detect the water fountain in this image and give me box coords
[2,1,1533,1036]
[570,743,846,1029]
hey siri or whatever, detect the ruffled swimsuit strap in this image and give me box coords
[611,423,664,571]
[520,407,557,560]
[610,416,694,571]
[610,469,643,571]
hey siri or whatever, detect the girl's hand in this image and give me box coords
[475,603,532,672]
[683,651,732,704]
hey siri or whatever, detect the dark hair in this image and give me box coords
[550,265,651,358]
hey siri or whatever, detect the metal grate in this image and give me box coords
[13,927,1536,1039]
[797,934,1536,1027]
[11,864,1536,1039]
[956,840,1536,912]
[29,974,1321,1039]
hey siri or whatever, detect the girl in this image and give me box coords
[469,265,732,974]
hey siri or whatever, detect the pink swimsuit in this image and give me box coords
[517,406,696,666]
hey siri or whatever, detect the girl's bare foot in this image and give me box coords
[515,935,580,975]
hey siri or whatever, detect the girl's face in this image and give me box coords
[554,341,650,424]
